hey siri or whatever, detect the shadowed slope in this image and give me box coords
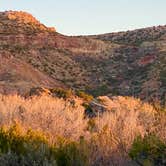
[0,55,59,95]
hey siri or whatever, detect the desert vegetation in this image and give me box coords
[0,10,166,166]
[0,93,165,166]
[0,11,166,104]
[91,25,166,46]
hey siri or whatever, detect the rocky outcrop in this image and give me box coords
[0,11,56,34]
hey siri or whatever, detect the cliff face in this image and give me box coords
[0,11,56,33]
[0,11,165,104]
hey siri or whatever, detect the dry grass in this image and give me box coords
[0,94,165,165]
[0,94,87,140]
[84,96,165,165]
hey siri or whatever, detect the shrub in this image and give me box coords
[52,137,89,166]
[87,84,110,97]
[83,103,94,118]
[0,94,165,165]
[87,119,97,133]
[160,69,166,84]
[0,124,89,166]
[50,88,73,99]
[0,123,55,165]
[76,91,94,102]
[129,135,166,166]
[0,123,48,155]
[0,94,87,140]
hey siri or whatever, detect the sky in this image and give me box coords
[0,0,166,35]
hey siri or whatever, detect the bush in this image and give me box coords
[76,91,94,102]
[0,94,165,165]
[87,119,97,133]
[0,123,54,165]
[129,135,166,166]
[50,88,73,99]
[0,123,48,153]
[0,124,90,166]
[82,103,94,118]
[52,137,89,166]
[86,85,110,97]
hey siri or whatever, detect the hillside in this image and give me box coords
[0,10,165,166]
[0,55,59,94]
[0,11,165,105]
[90,25,166,45]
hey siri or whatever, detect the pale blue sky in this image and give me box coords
[0,0,166,35]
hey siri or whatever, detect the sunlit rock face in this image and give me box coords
[0,11,56,33]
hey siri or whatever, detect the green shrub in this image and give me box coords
[86,85,110,97]
[0,124,90,166]
[160,69,166,84]
[50,88,73,99]
[129,135,166,166]
[0,123,54,165]
[76,91,94,102]
[0,123,48,155]
[0,152,57,166]
[14,45,25,53]
[51,137,89,166]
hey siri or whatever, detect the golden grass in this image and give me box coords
[0,94,165,165]
[0,94,87,140]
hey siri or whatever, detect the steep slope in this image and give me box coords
[0,11,165,104]
[0,55,59,95]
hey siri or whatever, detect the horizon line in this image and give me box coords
[1,10,166,36]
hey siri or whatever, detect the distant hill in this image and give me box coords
[0,11,165,104]
[90,25,166,45]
